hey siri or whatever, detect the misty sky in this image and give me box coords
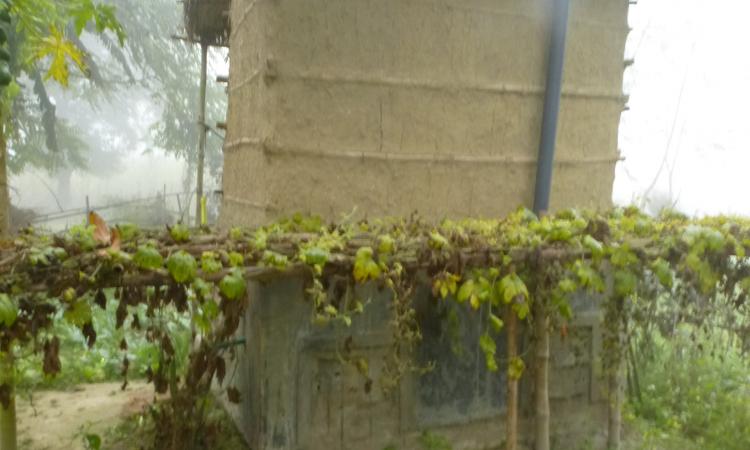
[615,0,750,216]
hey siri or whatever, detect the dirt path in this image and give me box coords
[16,382,153,450]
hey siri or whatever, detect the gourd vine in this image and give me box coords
[0,207,749,449]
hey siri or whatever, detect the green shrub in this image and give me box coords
[17,292,191,391]
[629,327,750,450]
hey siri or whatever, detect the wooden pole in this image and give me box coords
[0,352,16,450]
[195,42,208,227]
[534,301,550,450]
[506,308,519,450]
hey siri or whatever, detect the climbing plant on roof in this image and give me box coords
[0,207,750,449]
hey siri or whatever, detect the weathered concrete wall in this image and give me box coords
[220,0,629,226]
[223,277,607,450]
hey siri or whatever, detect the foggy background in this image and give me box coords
[10,0,749,229]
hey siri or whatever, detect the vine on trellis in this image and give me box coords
[0,207,749,449]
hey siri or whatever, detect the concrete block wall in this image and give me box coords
[223,277,608,450]
[220,0,629,226]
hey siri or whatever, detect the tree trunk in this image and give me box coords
[506,309,519,450]
[534,302,550,450]
[0,352,16,450]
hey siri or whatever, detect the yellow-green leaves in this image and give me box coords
[0,294,17,328]
[301,247,329,267]
[71,0,125,44]
[201,251,223,274]
[219,268,246,300]
[226,252,243,267]
[610,244,638,268]
[29,245,66,266]
[429,231,449,250]
[499,273,528,304]
[489,313,504,333]
[353,247,380,282]
[432,272,459,299]
[574,261,605,292]
[651,258,673,289]
[508,356,525,380]
[498,273,530,319]
[479,332,498,372]
[262,250,288,268]
[252,229,268,251]
[64,299,92,326]
[457,279,477,307]
[167,251,197,283]
[134,245,163,270]
[169,224,191,243]
[378,234,395,255]
[582,235,604,259]
[35,26,85,87]
[614,269,637,298]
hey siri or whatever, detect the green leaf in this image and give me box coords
[508,356,525,380]
[479,332,498,372]
[610,245,638,268]
[169,224,190,243]
[228,252,244,267]
[547,220,573,242]
[457,279,475,303]
[489,313,504,333]
[429,231,449,250]
[302,247,329,266]
[84,433,102,450]
[614,269,637,298]
[582,235,604,258]
[134,246,163,270]
[166,251,197,283]
[252,230,268,250]
[558,278,577,293]
[192,278,213,300]
[650,258,673,289]
[513,301,530,320]
[63,287,76,303]
[64,300,92,327]
[219,268,247,300]
[262,250,288,268]
[353,247,381,282]
[498,273,529,304]
[575,262,605,292]
[201,252,223,274]
[35,26,86,87]
[378,234,395,255]
[0,294,17,328]
[229,227,244,241]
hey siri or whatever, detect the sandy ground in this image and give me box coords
[16,382,153,450]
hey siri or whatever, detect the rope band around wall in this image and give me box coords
[223,138,623,166]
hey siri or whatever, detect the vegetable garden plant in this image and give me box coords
[1,206,749,450]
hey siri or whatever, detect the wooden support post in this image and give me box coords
[506,308,519,450]
[0,352,16,450]
[534,301,550,450]
[195,42,208,227]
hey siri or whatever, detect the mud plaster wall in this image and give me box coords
[220,0,629,227]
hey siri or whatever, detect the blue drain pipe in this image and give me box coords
[533,0,571,214]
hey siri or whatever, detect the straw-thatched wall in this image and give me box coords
[184,0,231,46]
